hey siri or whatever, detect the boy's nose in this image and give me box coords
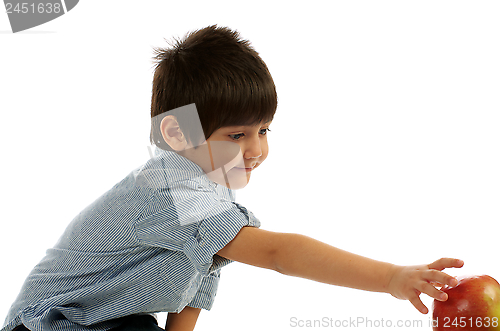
[243,138,262,160]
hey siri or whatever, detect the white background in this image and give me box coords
[1,1,499,330]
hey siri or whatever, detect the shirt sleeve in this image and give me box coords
[181,199,260,275]
[134,180,260,275]
[186,269,221,310]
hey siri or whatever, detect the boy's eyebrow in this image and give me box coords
[224,121,272,130]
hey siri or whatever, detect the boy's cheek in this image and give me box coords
[208,141,242,170]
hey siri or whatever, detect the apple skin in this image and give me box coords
[432,275,500,331]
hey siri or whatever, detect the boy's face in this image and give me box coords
[181,121,271,189]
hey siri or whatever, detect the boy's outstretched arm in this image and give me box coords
[216,227,464,314]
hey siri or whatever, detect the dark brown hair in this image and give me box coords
[150,25,277,150]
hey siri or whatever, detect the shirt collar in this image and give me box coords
[153,146,204,175]
[148,146,218,189]
[144,145,233,198]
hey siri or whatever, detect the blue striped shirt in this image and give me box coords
[2,148,260,331]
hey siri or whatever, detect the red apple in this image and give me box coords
[432,275,500,331]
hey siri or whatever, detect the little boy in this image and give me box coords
[2,25,463,331]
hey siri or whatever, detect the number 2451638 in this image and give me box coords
[5,3,62,14]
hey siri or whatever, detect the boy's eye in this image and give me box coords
[228,128,271,141]
[229,133,245,140]
[259,128,271,135]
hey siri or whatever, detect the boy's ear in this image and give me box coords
[160,115,188,151]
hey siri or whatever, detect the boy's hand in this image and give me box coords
[387,258,464,314]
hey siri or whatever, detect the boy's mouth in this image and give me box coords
[233,164,256,172]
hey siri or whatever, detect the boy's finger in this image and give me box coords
[430,281,444,288]
[428,258,464,271]
[426,270,458,287]
[409,295,428,314]
[420,281,449,302]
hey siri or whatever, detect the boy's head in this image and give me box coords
[149,25,277,150]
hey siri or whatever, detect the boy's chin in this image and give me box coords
[225,169,251,190]
[207,170,250,190]
[224,178,249,190]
